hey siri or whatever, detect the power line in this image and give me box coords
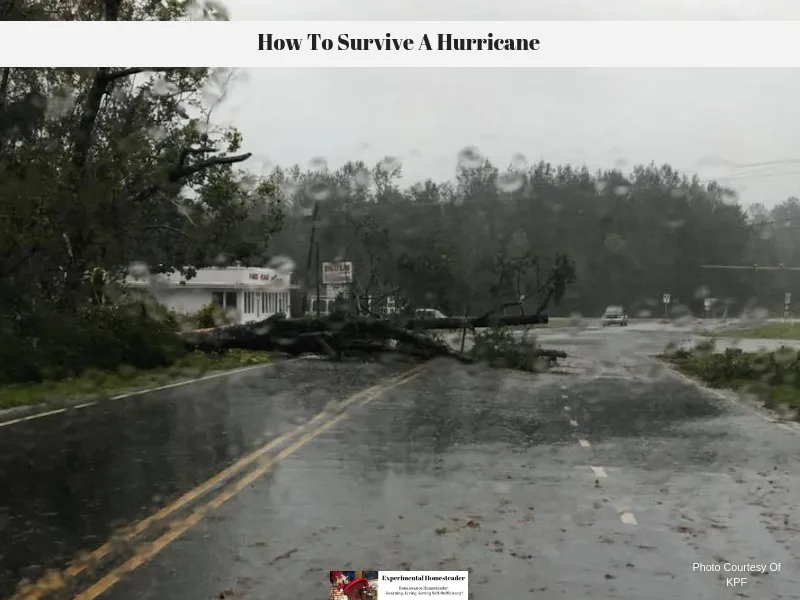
[706,169,800,182]
[702,264,800,271]
[722,158,800,170]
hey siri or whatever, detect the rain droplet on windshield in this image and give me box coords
[351,168,371,187]
[46,86,75,119]
[309,157,328,171]
[613,185,630,196]
[495,171,524,193]
[693,285,711,299]
[306,179,331,201]
[569,312,586,330]
[268,255,296,275]
[722,189,738,205]
[378,156,401,171]
[457,146,484,169]
[510,152,528,171]
[667,219,685,230]
[128,261,150,279]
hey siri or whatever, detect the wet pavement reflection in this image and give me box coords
[0,359,409,597]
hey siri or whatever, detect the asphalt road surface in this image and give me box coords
[2,323,800,599]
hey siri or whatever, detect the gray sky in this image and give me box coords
[215,0,800,207]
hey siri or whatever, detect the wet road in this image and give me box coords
[3,324,800,599]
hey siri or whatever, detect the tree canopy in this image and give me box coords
[269,155,791,319]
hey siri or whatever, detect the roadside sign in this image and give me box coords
[703,298,712,310]
[321,261,353,285]
[786,292,792,305]
[663,294,671,304]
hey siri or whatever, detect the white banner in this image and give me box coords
[377,571,468,599]
[3,21,800,67]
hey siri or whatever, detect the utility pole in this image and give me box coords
[303,202,320,315]
[315,242,321,317]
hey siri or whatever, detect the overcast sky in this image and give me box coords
[214,0,800,207]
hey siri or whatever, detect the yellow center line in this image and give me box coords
[11,365,423,600]
[73,370,422,600]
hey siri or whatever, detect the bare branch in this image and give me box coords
[138,225,193,238]
[177,145,218,169]
[173,151,252,180]
[130,151,252,205]
[101,68,173,82]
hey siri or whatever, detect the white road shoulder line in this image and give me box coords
[0,407,68,428]
[578,439,591,448]
[569,419,579,427]
[620,512,638,525]
[590,466,607,478]
[0,360,297,429]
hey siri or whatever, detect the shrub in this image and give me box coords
[0,298,185,384]
[470,327,546,372]
[191,303,231,329]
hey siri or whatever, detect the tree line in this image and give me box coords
[269,156,799,319]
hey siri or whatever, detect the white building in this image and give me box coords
[126,266,292,325]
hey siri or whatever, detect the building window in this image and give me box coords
[225,292,237,308]
[211,292,224,307]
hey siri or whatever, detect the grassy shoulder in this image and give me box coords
[716,322,800,340]
[663,343,800,418]
[0,349,273,411]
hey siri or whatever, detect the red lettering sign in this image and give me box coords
[249,272,281,281]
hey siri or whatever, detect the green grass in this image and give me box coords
[0,350,273,411]
[664,347,800,418]
[717,322,800,340]
[532,317,572,329]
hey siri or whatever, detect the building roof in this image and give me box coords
[125,266,294,291]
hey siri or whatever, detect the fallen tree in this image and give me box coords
[181,311,565,365]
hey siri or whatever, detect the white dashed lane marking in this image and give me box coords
[563,376,638,527]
